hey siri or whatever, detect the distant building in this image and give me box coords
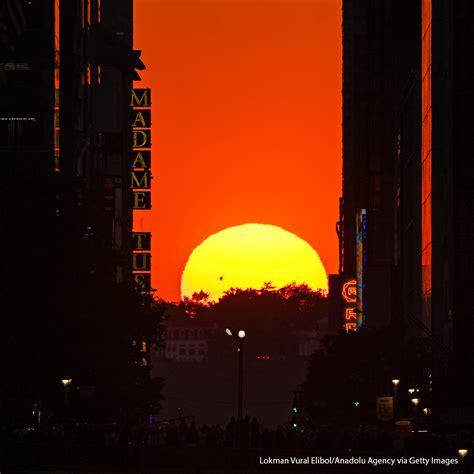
[152,313,326,371]
[160,319,217,363]
[293,329,321,357]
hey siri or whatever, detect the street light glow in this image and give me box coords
[61,379,72,387]
[411,398,420,406]
[225,326,246,422]
[408,388,415,394]
[458,449,468,458]
[391,379,400,387]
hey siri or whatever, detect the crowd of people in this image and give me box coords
[7,415,473,456]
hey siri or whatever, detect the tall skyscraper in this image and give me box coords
[340,0,420,330]
[421,0,474,407]
[340,0,474,415]
[1,0,152,417]
[1,0,57,404]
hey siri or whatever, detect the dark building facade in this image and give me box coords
[339,0,474,418]
[421,0,474,407]
[1,0,152,420]
[339,0,421,331]
[1,0,57,408]
[58,0,137,288]
[398,71,422,339]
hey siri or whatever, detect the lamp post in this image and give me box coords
[458,449,469,473]
[226,328,246,421]
[411,397,420,424]
[392,379,400,419]
[61,378,72,408]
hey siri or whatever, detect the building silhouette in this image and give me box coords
[1,0,149,420]
[338,0,420,330]
[420,0,474,410]
[337,0,474,419]
[1,0,57,412]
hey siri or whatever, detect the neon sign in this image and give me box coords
[341,278,358,332]
[342,279,357,303]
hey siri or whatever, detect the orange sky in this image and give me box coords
[134,0,342,302]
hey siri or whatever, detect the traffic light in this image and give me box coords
[291,404,300,428]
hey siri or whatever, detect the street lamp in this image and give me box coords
[61,378,72,407]
[411,398,420,407]
[410,397,420,427]
[392,379,400,419]
[408,388,415,395]
[458,449,468,458]
[226,327,246,421]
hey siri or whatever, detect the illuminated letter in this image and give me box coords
[341,279,357,303]
[344,322,357,332]
[132,130,151,148]
[132,253,151,271]
[134,273,151,291]
[132,111,146,127]
[130,109,151,128]
[130,88,151,107]
[132,232,151,250]
[130,151,150,169]
[345,307,357,320]
[130,170,150,189]
[131,191,151,209]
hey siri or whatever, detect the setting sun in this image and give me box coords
[181,223,328,301]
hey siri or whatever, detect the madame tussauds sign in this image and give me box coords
[130,89,152,291]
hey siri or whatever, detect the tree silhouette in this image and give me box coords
[166,282,328,361]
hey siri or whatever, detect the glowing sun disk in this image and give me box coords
[181,223,327,301]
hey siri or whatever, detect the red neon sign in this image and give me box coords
[341,279,357,303]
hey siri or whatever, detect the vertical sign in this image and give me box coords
[356,209,367,328]
[130,89,152,210]
[130,89,152,291]
[341,278,357,332]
